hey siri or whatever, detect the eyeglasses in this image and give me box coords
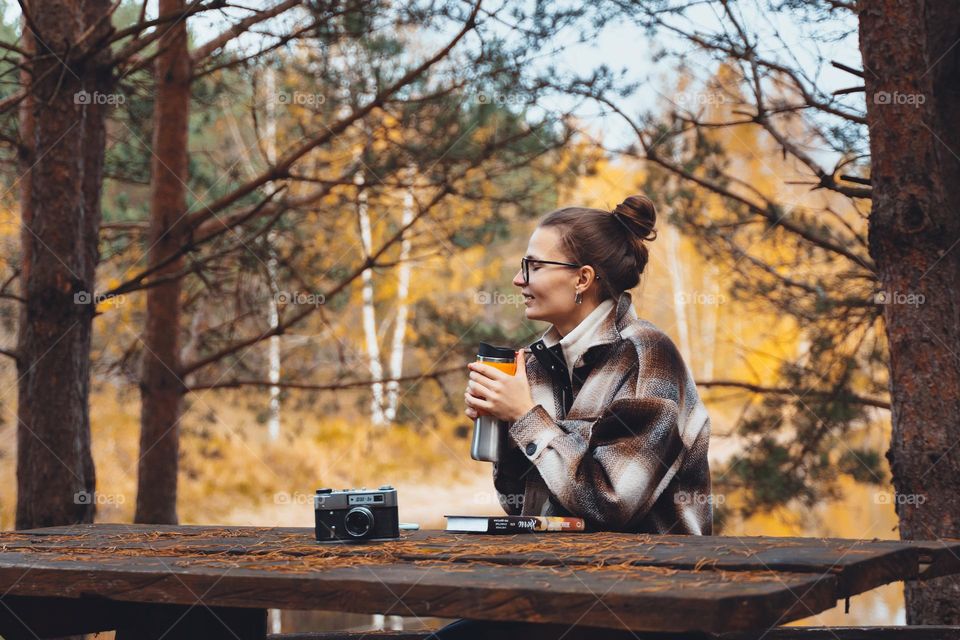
[520,257,583,285]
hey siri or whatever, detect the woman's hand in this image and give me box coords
[464,349,535,422]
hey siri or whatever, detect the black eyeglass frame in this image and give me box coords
[521,257,599,285]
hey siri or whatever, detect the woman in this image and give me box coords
[433,195,712,639]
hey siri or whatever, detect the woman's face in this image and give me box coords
[512,226,582,323]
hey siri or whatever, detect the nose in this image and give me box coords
[512,269,526,287]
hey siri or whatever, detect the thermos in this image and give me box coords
[470,342,518,462]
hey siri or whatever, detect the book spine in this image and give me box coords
[534,516,586,532]
[487,516,540,533]
[484,516,587,533]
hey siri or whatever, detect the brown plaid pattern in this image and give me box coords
[493,291,713,535]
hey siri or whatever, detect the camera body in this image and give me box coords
[314,486,400,543]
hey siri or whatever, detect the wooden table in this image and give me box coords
[0,524,958,639]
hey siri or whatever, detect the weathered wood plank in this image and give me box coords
[897,538,960,580]
[727,627,960,639]
[5,525,959,634]
[16,524,960,581]
[267,627,717,639]
[0,550,837,633]
[5,525,934,598]
[393,532,920,598]
[262,627,960,640]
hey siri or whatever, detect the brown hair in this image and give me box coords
[539,194,658,301]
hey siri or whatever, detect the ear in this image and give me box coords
[577,265,597,287]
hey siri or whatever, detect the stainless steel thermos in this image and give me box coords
[470,342,518,462]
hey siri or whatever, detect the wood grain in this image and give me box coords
[1,524,958,635]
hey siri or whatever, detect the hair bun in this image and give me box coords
[612,195,657,242]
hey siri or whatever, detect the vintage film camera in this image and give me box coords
[314,485,400,543]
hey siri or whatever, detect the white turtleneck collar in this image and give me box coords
[540,297,616,382]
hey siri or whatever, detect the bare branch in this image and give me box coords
[101,185,293,298]
[184,0,483,229]
[109,0,227,68]
[191,20,316,79]
[188,364,466,392]
[641,146,876,271]
[189,0,301,64]
[655,19,867,125]
[831,60,864,78]
[755,113,872,199]
[697,379,889,410]
[179,182,453,376]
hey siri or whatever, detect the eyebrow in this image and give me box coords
[524,254,541,260]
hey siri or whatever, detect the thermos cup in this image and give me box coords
[470,342,518,462]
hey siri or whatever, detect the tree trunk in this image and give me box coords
[665,223,692,366]
[16,0,111,529]
[356,171,386,425]
[700,264,719,380]
[859,0,960,624]
[263,68,282,442]
[385,170,414,422]
[79,0,112,520]
[135,0,191,524]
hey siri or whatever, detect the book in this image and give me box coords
[444,514,586,534]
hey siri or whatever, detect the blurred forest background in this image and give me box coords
[0,0,957,631]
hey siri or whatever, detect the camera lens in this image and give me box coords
[344,506,374,538]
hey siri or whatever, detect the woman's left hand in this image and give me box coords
[464,349,535,422]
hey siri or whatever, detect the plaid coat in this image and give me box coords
[493,290,713,535]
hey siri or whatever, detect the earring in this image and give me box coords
[575,290,583,305]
